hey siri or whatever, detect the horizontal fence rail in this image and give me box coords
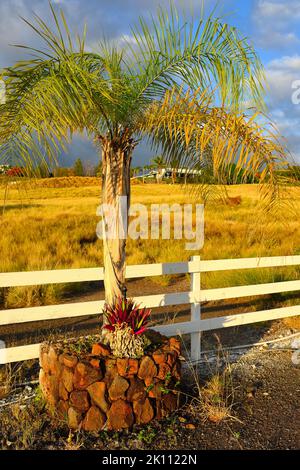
[0,255,300,364]
[1,279,299,326]
[1,256,300,288]
[0,260,202,288]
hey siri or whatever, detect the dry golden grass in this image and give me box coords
[184,336,239,425]
[201,374,234,423]
[0,179,300,323]
[203,403,233,423]
[0,176,101,189]
[0,362,24,399]
[280,316,300,330]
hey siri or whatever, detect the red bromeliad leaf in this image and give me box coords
[103,297,152,335]
[104,324,115,332]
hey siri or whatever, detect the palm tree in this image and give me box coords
[131,166,142,178]
[0,3,288,307]
[151,155,166,183]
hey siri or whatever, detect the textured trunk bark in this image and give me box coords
[100,135,134,306]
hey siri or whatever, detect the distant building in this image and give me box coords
[132,167,202,180]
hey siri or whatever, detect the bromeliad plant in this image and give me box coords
[104,297,151,336]
[103,297,152,358]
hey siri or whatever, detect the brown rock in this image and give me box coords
[107,400,134,430]
[48,346,61,376]
[109,375,129,401]
[82,406,106,432]
[73,361,102,390]
[91,343,111,357]
[128,358,139,375]
[59,381,69,401]
[145,378,162,399]
[167,352,177,367]
[172,361,181,382]
[185,423,196,429]
[144,377,153,388]
[152,350,167,365]
[69,390,90,411]
[57,400,69,420]
[117,358,139,378]
[161,393,178,415]
[127,377,146,402]
[144,329,166,345]
[39,369,59,406]
[40,350,50,373]
[39,344,47,363]
[87,381,109,413]
[133,398,154,424]
[169,337,181,354]
[61,366,74,393]
[68,407,82,430]
[103,359,118,386]
[60,353,78,369]
[156,363,171,381]
[90,358,101,369]
[138,356,157,381]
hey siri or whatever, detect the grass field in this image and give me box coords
[1,178,300,315]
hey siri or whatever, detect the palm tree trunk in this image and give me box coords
[100,135,134,306]
[172,170,176,184]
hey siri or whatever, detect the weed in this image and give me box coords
[137,426,157,445]
[182,334,240,425]
[145,383,154,393]
[33,385,46,409]
[64,430,84,450]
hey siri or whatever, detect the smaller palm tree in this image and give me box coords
[131,166,141,178]
[151,155,166,183]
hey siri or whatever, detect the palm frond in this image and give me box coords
[127,2,265,110]
[140,87,290,210]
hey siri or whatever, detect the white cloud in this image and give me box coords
[264,54,300,162]
[256,0,300,19]
[253,0,300,47]
[268,55,300,70]
[265,55,300,103]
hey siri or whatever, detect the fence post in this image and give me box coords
[190,255,201,362]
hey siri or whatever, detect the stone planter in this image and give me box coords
[39,331,182,431]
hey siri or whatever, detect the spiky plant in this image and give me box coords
[103,297,151,358]
[104,297,151,335]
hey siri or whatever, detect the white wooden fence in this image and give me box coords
[0,255,300,364]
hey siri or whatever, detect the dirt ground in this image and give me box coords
[0,348,299,450]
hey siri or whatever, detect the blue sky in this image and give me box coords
[1,0,300,166]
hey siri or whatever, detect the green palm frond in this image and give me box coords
[127,2,264,110]
[140,86,289,209]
